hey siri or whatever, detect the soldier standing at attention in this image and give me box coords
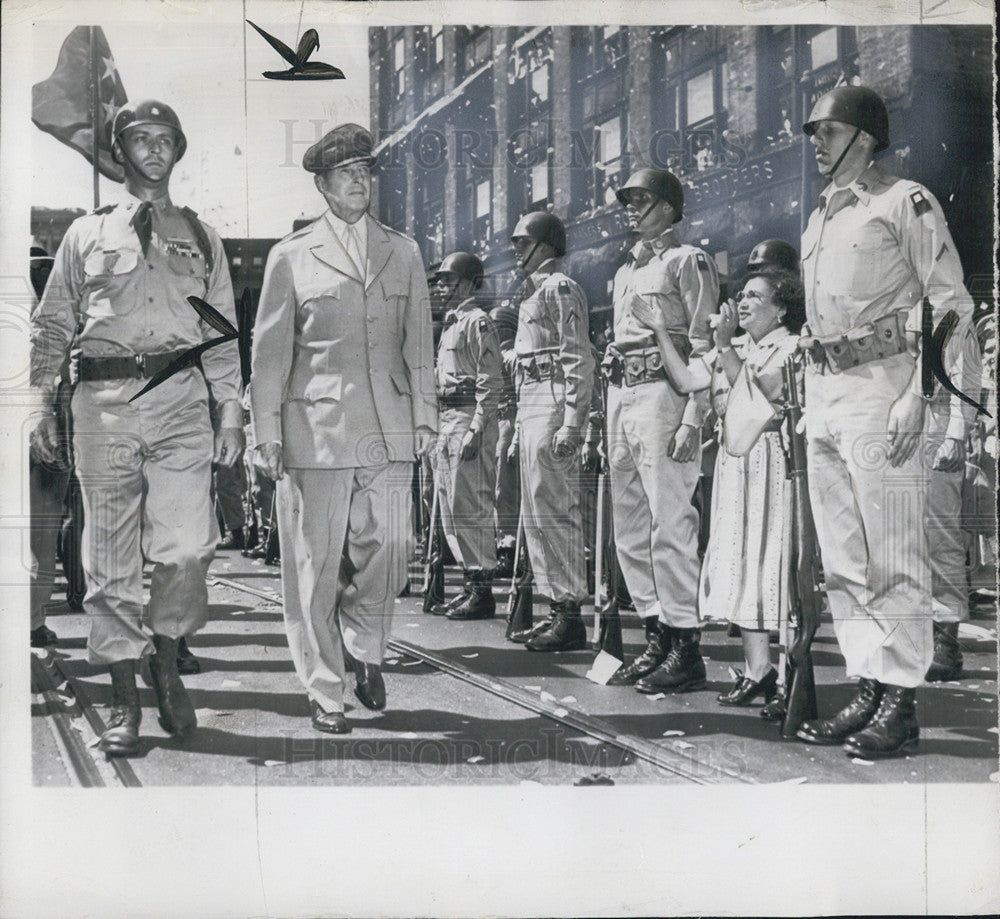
[428,252,503,620]
[29,100,244,755]
[506,212,595,652]
[600,169,719,694]
[794,86,974,758]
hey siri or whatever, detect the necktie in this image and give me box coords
[345,223,365,279]
[132,202,152,257]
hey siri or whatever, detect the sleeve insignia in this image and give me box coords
[910,190,932,216]
[558,280,570,293]
[696,252,710,272]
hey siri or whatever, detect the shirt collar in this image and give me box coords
[632,228,676,257]
[821,160,876,209]
[529,257,557,284]
[324,209,367,246]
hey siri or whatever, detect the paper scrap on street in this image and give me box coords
[585,650,624,685]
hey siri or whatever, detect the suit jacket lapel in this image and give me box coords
[308,216,363,282]
[364,215,393,292]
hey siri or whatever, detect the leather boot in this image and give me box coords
[635,627,707,693]
[508,613,553,645]
[796,678,884,745]
[176,636,201,675]
[606,618,670,686]
[448,570,496,620]
[99,660,141,756]
[925,621,963,682]
[430,571,471,616]
[843,685,919,759]
[525,602,588,652]
[148,635,197,738]
[216,527,245,550]
[354,662,386,711]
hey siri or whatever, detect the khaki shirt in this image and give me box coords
[612,229,719,427]
[513,259,595,430]
[802,163,974,437]
[435,297,503,434]
[30,195,240,419]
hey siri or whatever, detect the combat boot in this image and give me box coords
[448,570,496,620]
[843,685,919,759]
[176,635,201,675]
[148,635,197,739]
[795,678,884,745]
[606,618,670,686]
[430,571,471,616]
[635,627,707,693]
[924,621,963,682]
[508,613,553,644]
[99,660,141,756]
[525,601,588,652]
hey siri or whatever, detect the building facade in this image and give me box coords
[369,24,994,322]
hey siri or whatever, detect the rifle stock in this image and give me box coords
[780,355,823,737]
[593,378,623,662]
[506,516,533,638]
[422,485,445,612]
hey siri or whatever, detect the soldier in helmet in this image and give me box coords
[601,168,720,694]
[746,239,799,276]
[506,211,595,651]
[489,302,521,578]
[794,86,974,758]
[29,100,244,755]
[427,252,503,620]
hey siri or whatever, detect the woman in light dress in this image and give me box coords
[632,268,806,712]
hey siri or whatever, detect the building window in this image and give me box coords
[572,27,629,212]
[529,161,549,207]
[762,26,859,149]
[393,35,406,98]
[472,178,492,251]
[461,26,492,76]
[421,26,445,102]
[652,26,728,175]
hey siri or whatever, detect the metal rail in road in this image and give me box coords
[31,652,142,788]
[210,574,755,785]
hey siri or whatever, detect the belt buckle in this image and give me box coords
[134,353,147,378]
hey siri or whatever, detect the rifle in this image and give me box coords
[505,512,534,639]
[780,354,823,738]
[421,484,445,612]
[262,489,280,565]
[593,378,623,662]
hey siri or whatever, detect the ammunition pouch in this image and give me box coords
[799,311,909,373]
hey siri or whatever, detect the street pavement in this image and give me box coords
[33,547,999,786]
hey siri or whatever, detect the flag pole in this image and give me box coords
[89,26,100,209]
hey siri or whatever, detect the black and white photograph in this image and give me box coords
[1,0,998,916]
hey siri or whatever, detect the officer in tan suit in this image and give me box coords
[250,124,437,734]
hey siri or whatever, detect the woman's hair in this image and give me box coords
[743,267,806,333]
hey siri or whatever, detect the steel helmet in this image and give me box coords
[803,85,889,153]
[489,304,519,339]
[511,211,566,257]
[112,100,187,161]
[747,239,799,275]
[616,168,684,220]
[432,251,485,289]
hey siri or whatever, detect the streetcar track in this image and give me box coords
[31,652,143,788]
[209,573,754,785]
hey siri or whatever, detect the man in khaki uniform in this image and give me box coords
[601,169,719,693]
[250,124,436,734]
[794,87,974,758]
[506,212,595,652]
[30,100,243,755]
[428,252,503,619]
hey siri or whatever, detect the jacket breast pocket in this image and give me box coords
[83,247,140,317]
[165,247,208,296]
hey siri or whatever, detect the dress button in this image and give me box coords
[149,297,154,303]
